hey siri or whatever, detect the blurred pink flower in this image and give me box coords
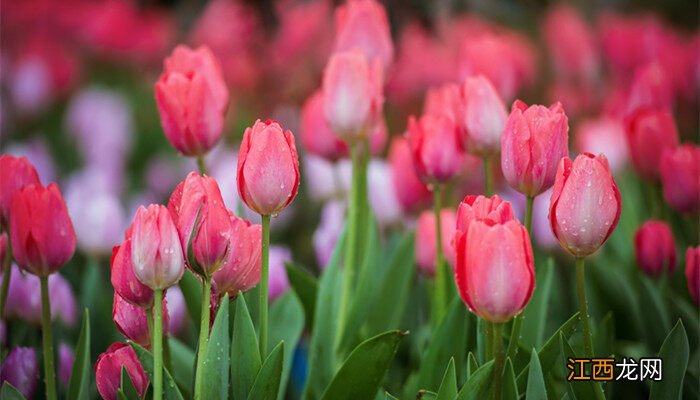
[575,117,629,174]
[367,159,403,227]
[333,0,394,70]
[6,138,56,184]
[58,343,74,388]
[166,286,187,336]
[313,200,345,269]
[0,347,38,399]
[415,209,457,277]
[268,246,292,302]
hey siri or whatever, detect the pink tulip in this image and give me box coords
[237,120,300,216]
[95,343,148,400]
[367,159,403,226]
[387,137,432,213]
[130,205,185,290]
[313,200,346,269]
[624,108,679,180]
[407,114,465,184]
[549,153,622,257]
[322,50,384,141]
[0,154,40,227]
[634,220,676,278]
[660,144,700,214]
[155,45,229,157]
[458,76,508,156]
[58,343,74,388]
[111,237,154,309]
[415,209,457,277]
[501,100,569,197]
[423,83,461,124]
[300,90,347,161]
[10,183,75,277]
[212,214,262,298]
[455,195,515,234]
[112,292,168,347]
[5,139,56,184]
[0,233,7,267]
[333,0,394,70]
[268,246,292,302]
[686,246,699,305]
[0,347,38,399]
[625,63,673,116]
[2,267,76,326]
[574,117,628,174]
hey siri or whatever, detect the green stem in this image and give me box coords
[493,323,504,400]
[0,236,12,320]
[40,276,57,400]
[524,196,534,234]
[506,315,522,361]
[432,186,447,323]
[146,307,154,348]
[153,289,164,400]
[575,258,594,357]
[483,156,493,196]
[194,277,211,399]
[485,322,494,360]
[260,214,271,357]
[196,156,208,175]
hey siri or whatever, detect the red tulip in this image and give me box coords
[624,108,679,180]
[458,75,508,156]
[237,120,300,216]
[415,209,457,277]
[168,172,232,276]
[155,45,229,157]
[634,220,676,278]
[501,100,569,197]
[110,237,154,309]
[130,205,184,290]
[685,246,699,305]
[212,214,262,298]
[333,0,394,70]
[0,155,40,227]
[0,233,7,267]
[300,90,347,161]
[387,137,431,213]
[660,144,700,214]
[322,50,384,141]
[407,114,465,184]
[95,343,148,400]
[549,153,622,257]
[112,292,168,347]
[10,183,75,277]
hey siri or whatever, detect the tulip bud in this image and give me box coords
[0,347,38,399]
[130,205,185,290]
[685,246,699,305]
[212,214,262,298]
[634,220,676,278]
[268,246,292,302]
[237,120,300,216]
[455,195,515,233]
[155,45,229,157]
[415,209,457,277]
[59,343,74,387]
[624,108,679,180]
[660,144,700,214]
[168,172,232,276]
[501,100,569,197]
[333,0,394,70]
[407,114,465,184]
[95,343,149,400]
[549,153,622,257]
[113,292,169,347]
[454,218,534,323]
[387,137,432,213]
[300,90,347,161]
[111,238,154,309]
[0,155,40,227]
[458,76,508,156]
[10,183,75,277]
[322,50,384,141]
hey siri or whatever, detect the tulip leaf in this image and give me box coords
[384,392,400,400]
[269,291,305,400]
[129,342,184,400]
[231,294,261,400]
[167,338,195,398]
[502,358,518,400]
[320,330,406,400]
[179,272,202,333]
[638,275,671,349]
[520,258,554,348]
[119,366,141,400]
[435,358,458,400]
[650,320,689,400]
[456,360,493,400]
[526,349,547,400]
[248,341,285,400]
[284,262,317,329]
[67,309,90,400]
[595,313,615,358]
[0,383,25,400]
[559,333,603,400]
[201,293,230,400]
[467,352,479,377]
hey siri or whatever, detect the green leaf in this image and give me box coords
[456,361,493,400]
[320,330,406,400]
[284,262,317,329]
[179,272,202,333]
[129,342,184,400]
[559,333,602,400]
[167,338,195,398]
[417,390,437,399]
[119,366,141,400]
[435,358,458,400]
[520,259,554,348]
[0,383,26,400]
[502,358,518,400]
[526,350,547,400]
[595,313,615,358]
[269,291,305,400]
[384,392,399,400]
[231,294,261,400]
[467,353,479,377]
[201,293,230,399]
[67,309,90,400]
[638,275,671,349]
[248,341,285,400]
[650,320,689,400]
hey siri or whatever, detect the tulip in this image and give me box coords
[0,233,7,268]
[542,5,599,83]
[415,209,457,277]
[3,267,77,326]
[634,220,676,278]
[322,50,384,141]
[686,246,699,305]
[0,347,38,399]
[455,195,515,234]
[423,83,461,124]
[95,343,149,400]
[268,246,292,302]
[575,117,628,174]
[58,343,74,388]
[549,153,622,257]
[660,144,700,214]
[313,200,346,269]
[300,90,347,161]
[212,213,262,298]
[458,76,508,157]
[406,114,465,184]
[111,237,154,309]
[367,160,403,227]
[333,0,394,70]
[387,137,432,213]
[155,45,229,157]
[237,120,300,217]
[624,108,679,180]
[168,172,232,277]
[625,63,673,116]
[0,155,40,227]
[501,100,569,197]
[113,293,150,347]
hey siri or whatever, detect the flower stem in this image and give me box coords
[506,314,522,361]
[194,277,211,399]
[260,214,271,357]
[0,237,12,320]
[432,185,447,323]
[575,257,594,357]
[40,276,57,400]
[196,156,208,175]
[153,289,164,400]
[493,323,504,400]
[524,196,534,234]
[483,156,493,196]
